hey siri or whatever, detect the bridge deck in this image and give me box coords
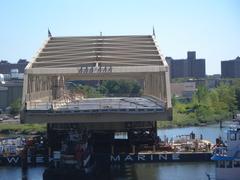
[21,97,171,124]
[27,97,164,112]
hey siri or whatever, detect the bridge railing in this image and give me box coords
[27,101,52,110]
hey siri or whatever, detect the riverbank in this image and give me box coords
[0,123,46,135]
[157,109,231,128]
[0,114,230,135]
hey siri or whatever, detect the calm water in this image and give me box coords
[0,122,230,180]
[158,122,229,143]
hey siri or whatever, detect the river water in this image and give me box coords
[0,122,230,180]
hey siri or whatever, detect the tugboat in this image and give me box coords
[211,118,240,180]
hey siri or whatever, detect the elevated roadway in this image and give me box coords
[21,34,172,127]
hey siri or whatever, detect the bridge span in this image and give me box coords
[20,34,172,126]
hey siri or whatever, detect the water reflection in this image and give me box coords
[133,162,214,180]
[158,123,228,143]
[22,168,28,180]
[0,162,214,180]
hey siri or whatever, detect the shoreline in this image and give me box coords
[0,123,46,136]
[158,117,232,129]
[0,114,233,136]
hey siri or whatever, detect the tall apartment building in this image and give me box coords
[166,51,206,79]
[221,56,240,78]
[0,59,28,74]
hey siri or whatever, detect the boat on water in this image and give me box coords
[211,118,240,180]
[0,131,214,166]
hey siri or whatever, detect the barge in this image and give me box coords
[0,124,214,179]
[0,131,213,166]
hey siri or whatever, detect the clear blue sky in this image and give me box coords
[1,0,239,75]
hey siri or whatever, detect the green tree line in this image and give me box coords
[160,79,240,128]
[71,80,142,98]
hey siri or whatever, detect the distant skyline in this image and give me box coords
[0,0,239,75]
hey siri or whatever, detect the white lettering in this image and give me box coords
[137,154,146,161]
[110,154,179,162]
[124,155,133,161]
[110,155,120,162]
[172,153,180,160]
[7,157,19,164]
[159,154,168,160]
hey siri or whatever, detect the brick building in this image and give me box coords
[166,51,206,79]
[221,56,240,78]
[0,59,28,74]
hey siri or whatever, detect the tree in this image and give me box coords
[10,98,21,115]
[195,85,208,103]
[233,79,240,111]
[171,95,177,107]
[235,88,240,110]
[216,83,237,114]
[100,80,141,96]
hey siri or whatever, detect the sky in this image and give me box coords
[0,0,239,75]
